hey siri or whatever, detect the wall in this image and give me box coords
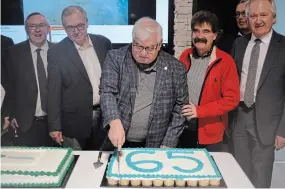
[173,0,193,58]
[273,0,285,35]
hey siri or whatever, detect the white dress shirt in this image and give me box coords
[240,29,273,101]
[30,41,49,116]
[1,84,5,108]
[74,36,101,105]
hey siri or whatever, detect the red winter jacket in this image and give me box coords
[179,47,240,144]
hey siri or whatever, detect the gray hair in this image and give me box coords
[246,0,276,17]
[61,5,88,26]
[132,17,163,43]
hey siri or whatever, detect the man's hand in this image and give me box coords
[275,135,285,150]
[182,102,197,119]
[49,131,63,145]
[3,117,10,130]
[108,119,125,150]
[160,145,170,148]
[10,118,19,130]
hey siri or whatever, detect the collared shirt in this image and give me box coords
[1,84,4,107]
[30,41,49,116]
[240,29,273,101]
[74,35,101,105]
[238,32,243,37]
[127,54,157,142]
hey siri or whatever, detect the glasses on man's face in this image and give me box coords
[132,42,159,53]
[27,23,48,30]
[235,11,247,19]
[65,23,85,32]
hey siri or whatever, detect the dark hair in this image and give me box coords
[239,0,249,4]
[191,10,219,33]
[25,12,47,26]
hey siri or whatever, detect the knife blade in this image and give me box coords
[116,141,121,182]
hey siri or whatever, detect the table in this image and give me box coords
[64,151,254,188]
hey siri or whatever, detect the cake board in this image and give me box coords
[100,156,227,188]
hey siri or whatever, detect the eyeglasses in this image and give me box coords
[65,23,85,32]
[27,23,48,30]
[235,11,246,18]
[132,42,159,53]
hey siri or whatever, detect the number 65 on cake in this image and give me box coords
[107,148,222,187]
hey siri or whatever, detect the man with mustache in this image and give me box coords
[231,0,285,187]
[47,6,112,150]
[100,17,188,149]
[3,12,53,146]
[235,0,251,36]
[179,11,240,152]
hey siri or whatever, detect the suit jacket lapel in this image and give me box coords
[257,31,281,91]
[66,38,91,84]
[125,48,137,109]
[24,41,38,91]
[90,35,104,68]
[237,35,251,78]
[149,52,168,121]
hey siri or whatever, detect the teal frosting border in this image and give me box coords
[1,155,74,188]
[107,148,222,180]
[1,146,72,177]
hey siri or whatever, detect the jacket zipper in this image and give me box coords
[193,57,222,145]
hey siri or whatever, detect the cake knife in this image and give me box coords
[116,141,121,182]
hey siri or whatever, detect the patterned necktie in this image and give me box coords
[36,49,47,112]
[244,39,261,108]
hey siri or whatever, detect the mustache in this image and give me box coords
[193,37,207,44]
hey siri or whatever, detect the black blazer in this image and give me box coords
[231,31,285,145]
[1,35,14,126]
[1,35,14,91]
[47,34,112,139]
[3,40,52,132]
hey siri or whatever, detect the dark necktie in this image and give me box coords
[36,49,47,112]
[244,39,261,108]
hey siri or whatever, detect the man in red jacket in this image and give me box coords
[179,10,240,151]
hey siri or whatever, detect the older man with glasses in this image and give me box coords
[100,17,188,149]
[47,5,112,150]
[2,12,53,146]
[235,0,251,36]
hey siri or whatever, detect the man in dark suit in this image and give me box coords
[100,17,188,149]
[47,6,112,150]
[1,35,14,129]
[3,12,52,146]
[1,35,14,144]
[1,35,14,91]
[231,0,285,187]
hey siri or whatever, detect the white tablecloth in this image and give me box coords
[64,151,254,188]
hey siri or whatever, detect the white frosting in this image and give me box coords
[1,148,69,173]
[107,148,221,181]
[1,147,73,187]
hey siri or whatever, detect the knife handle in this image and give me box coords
[97,151,102,161]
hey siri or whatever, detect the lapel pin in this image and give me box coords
[164,66,167,70]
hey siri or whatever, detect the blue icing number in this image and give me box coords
[166,151,203,173]
[125,150,163,173]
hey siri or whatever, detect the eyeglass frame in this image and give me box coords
[65,23,86,32]
[235,11,247,19]
[26,23,48,30]
[132,41,160,53]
